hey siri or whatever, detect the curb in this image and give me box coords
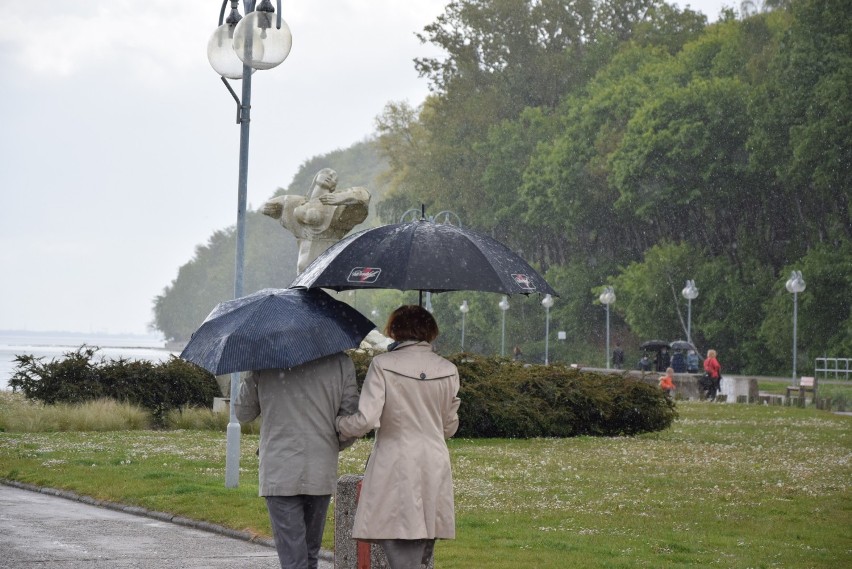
[0,478,334,563]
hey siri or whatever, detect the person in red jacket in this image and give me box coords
[703,349,722,401]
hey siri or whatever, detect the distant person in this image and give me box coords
[657,347,671,372]
[659,367,676,398]
[671,350,687,373]
[234,353,359,569]
[687,349,700,373]
[337,305,461,569]
[612,343,625,369]
[513,345,523,361]
[703,349,722,401]
[638,354,652,371]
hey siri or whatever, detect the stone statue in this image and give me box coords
[262,168,391,352]
[262,168,371,274]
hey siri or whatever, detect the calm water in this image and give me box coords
[0,331,178,391]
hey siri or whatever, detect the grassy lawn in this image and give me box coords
[1,400,850,568]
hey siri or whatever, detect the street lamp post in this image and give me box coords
[785,271,806,385]
[599,287,616,369]
[681,279,699,345]
[459,300,470,351]
[542,294,554,365]
[498,296,510,357]
[207,0,292,488]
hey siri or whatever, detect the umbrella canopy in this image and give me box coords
[640,339,670,351]
[669,340,698,351]
[290,219,558,297]
[180,288,375,376]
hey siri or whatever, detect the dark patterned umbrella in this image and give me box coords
[640,340,670,351]
[290,219,558,297]
[179,288,375,375]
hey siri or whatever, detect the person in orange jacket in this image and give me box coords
[659,367,676,398]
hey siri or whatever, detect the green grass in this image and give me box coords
[1,394,850,568]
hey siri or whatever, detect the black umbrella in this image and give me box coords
[640,340,670,351]
[290,219,558,298]
[179,288,375,375]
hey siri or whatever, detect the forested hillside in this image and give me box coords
[153,0,850,376]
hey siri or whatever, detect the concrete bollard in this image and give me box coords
[335,474,435,569]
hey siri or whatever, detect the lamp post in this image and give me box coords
[498,296,510,357]
[542,294,554,365]
[459,300,470,351]
[207,0,292,488]
[599,287,616,369]
[681,279,699,345]
[785,270,806,385]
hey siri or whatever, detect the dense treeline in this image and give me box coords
[373,0,850,375]
[153,0,850,376]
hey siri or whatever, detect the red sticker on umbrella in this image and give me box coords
[347,267,382,283]
[512,274,536,291]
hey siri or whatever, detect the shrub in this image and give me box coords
[9,346,221,425]
[348,351,676,437]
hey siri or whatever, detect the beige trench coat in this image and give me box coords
[234,352,359,496]
[336,341,461,540]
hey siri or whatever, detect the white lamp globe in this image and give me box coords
[233,10,292,70]
[207,23,250,79]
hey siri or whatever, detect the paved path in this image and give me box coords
[0,483,334,569]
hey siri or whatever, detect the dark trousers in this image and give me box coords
[265,494,331,569]
[377,539,435,569]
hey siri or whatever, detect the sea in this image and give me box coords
[0,331,179,391]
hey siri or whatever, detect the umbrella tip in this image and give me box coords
[420,203,426,221]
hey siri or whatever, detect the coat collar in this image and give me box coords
[389,340,433,352]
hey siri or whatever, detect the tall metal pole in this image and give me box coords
[792,290,798,385]
[605,303,611,369]
[225,57,252,489]
[544,305,551,365]
[501,309,506,357]
[461,312,466,351]
[785,271,805,388]
[687,297,692,345]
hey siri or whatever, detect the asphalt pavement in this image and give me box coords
[0,482,334,569]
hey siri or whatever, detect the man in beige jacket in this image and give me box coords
[235,352,359,569]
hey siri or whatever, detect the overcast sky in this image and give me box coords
[0,0,731,337]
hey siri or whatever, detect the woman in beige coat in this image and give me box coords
[337,305,461,569]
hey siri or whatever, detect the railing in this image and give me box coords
[814,357,851,380]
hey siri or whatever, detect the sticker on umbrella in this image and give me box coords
[512,274,536,291]
[347,267,382,283]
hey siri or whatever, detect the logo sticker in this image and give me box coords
[512,274,536,291]
[347,267,382,284]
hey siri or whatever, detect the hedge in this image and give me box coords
[349,351,677,437]
[9,346,220,424]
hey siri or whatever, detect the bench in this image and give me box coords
[786,376,817,400]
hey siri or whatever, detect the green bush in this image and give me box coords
[9,346,220,425]
[349,351,677,437]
